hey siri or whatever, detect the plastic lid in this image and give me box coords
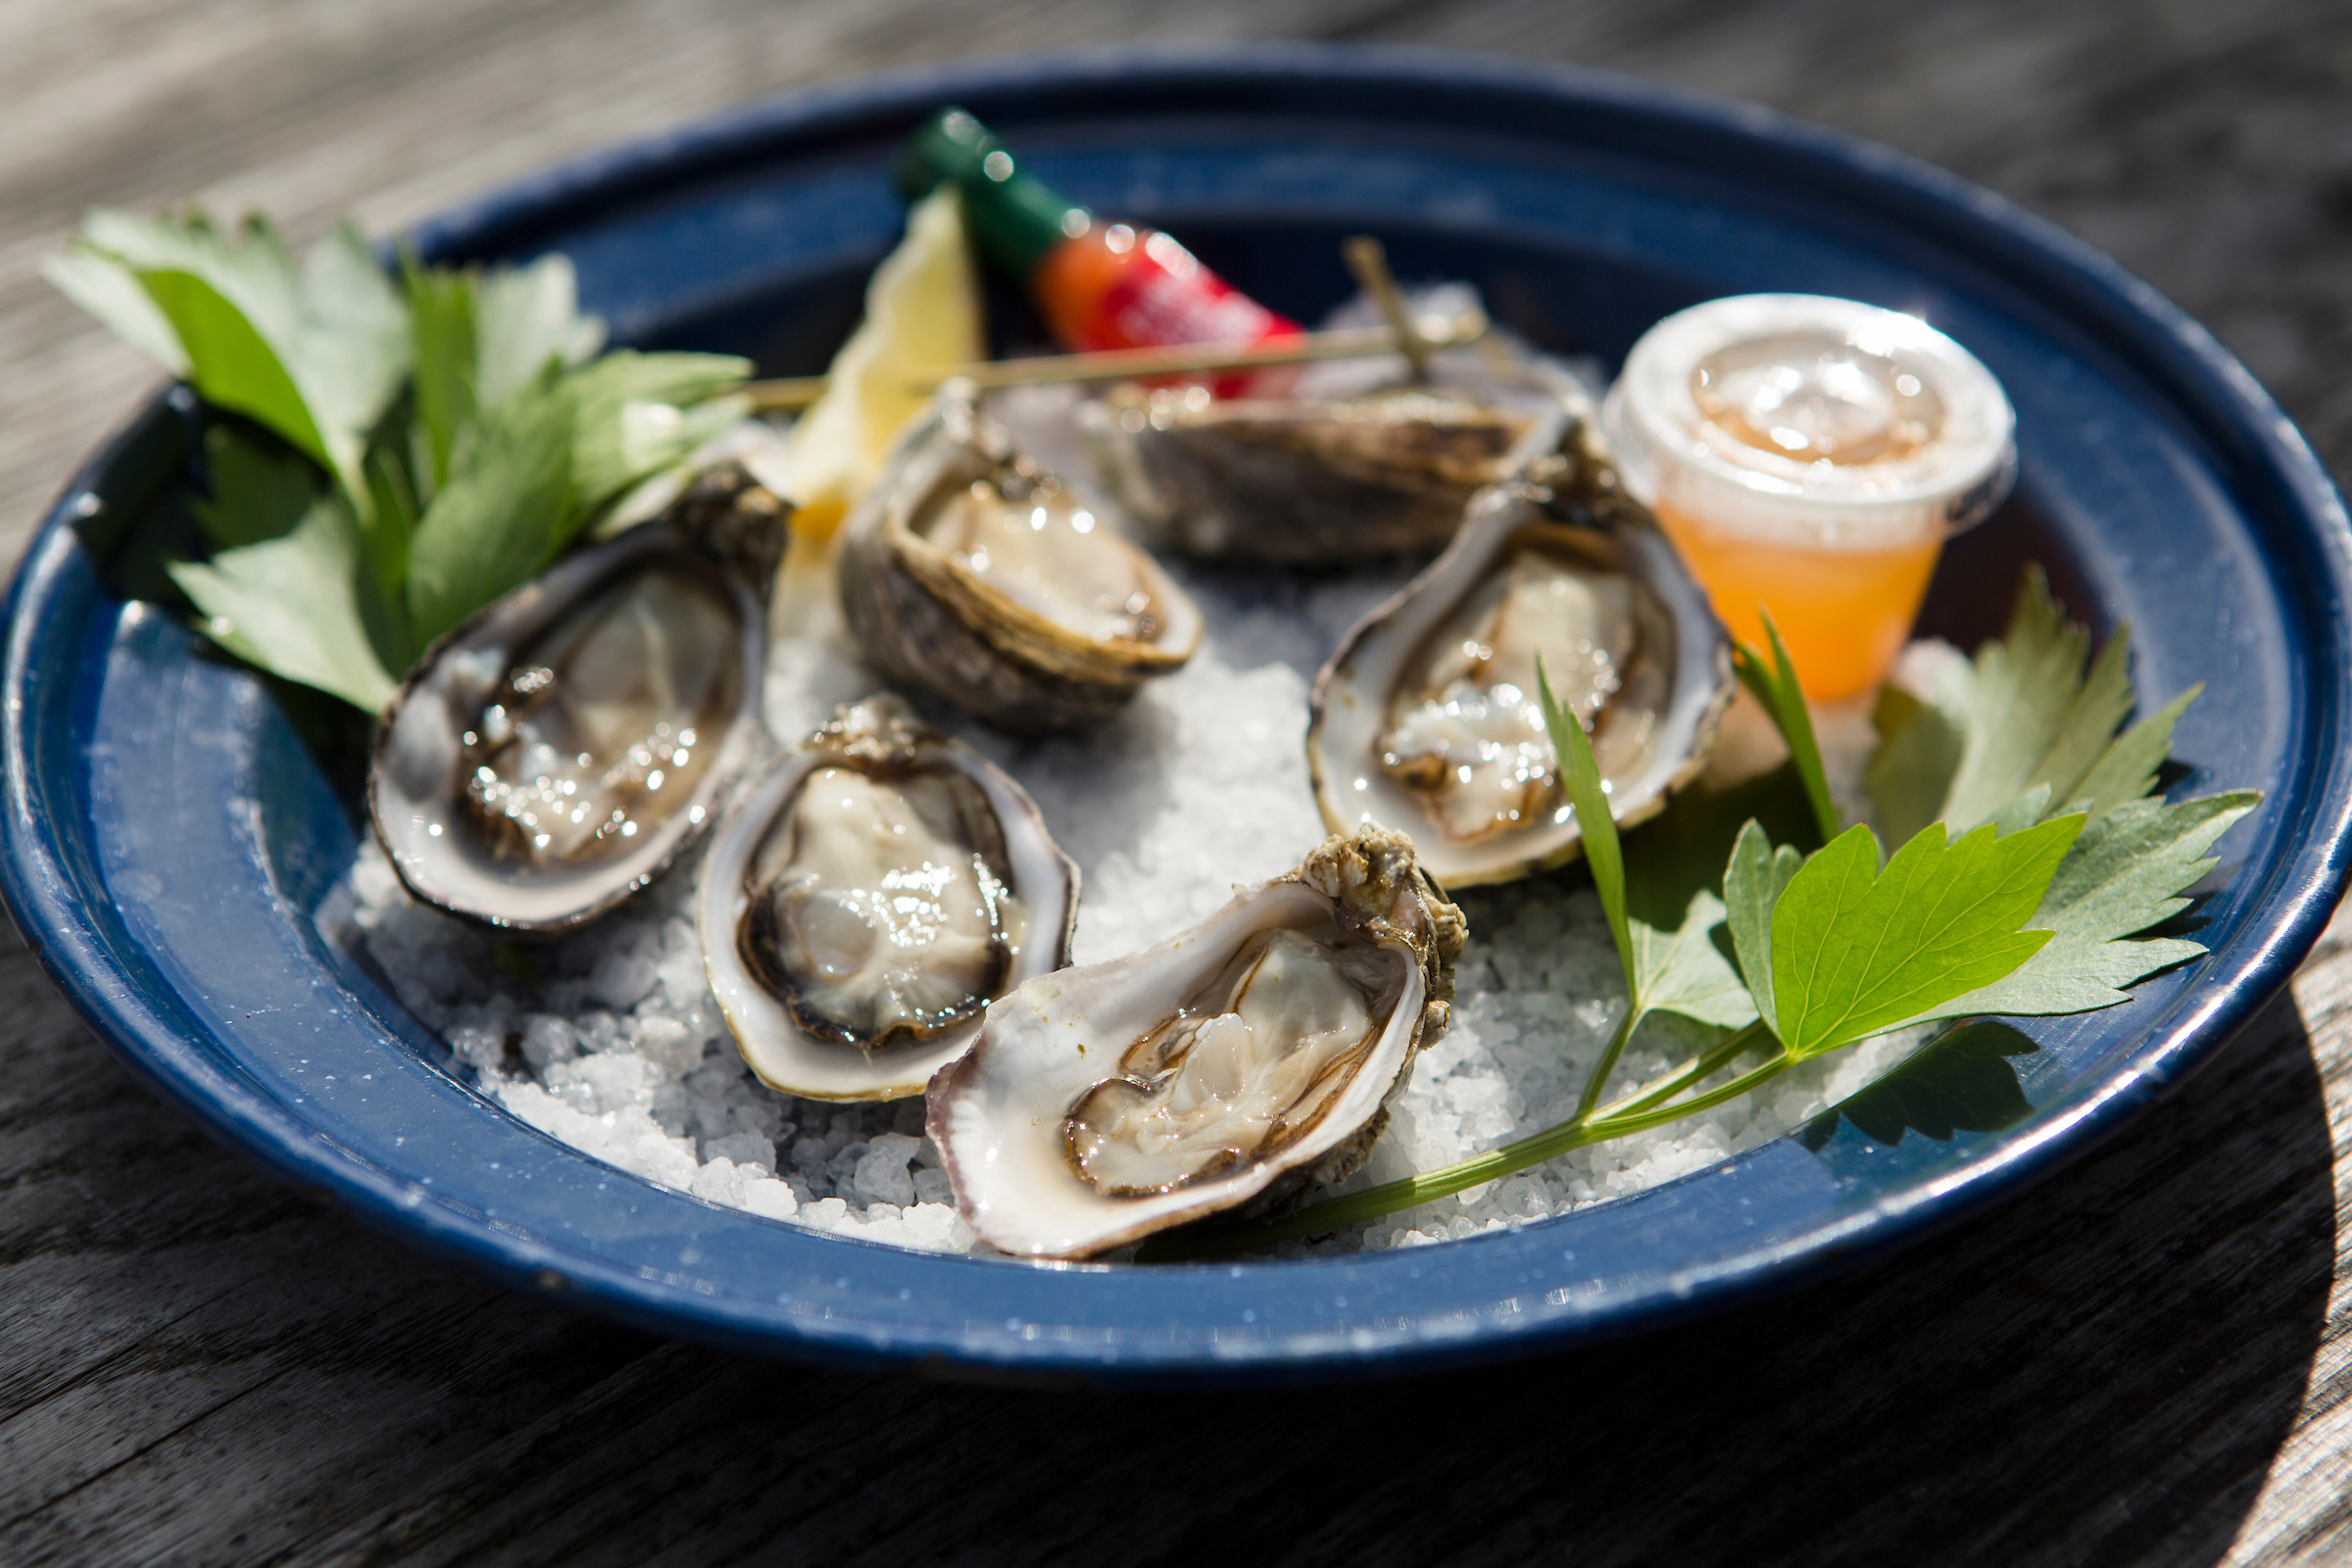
[1600,295,2016,549]
[895,108,1087,281]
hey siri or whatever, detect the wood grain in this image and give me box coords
[3,2,2350,1563]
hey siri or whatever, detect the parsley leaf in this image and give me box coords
[1725,818,1803,1033]
[1629,890,1756,1029]
[564,350,754,514]
[72,213,410,515]
[1766,815,2082,1058]
[1733,614,1839,845]
[404,377,577,648]
[42,246,190,374]
[191,424,317,550]
[293,220,412,491]
[1896,789,2258,1023]
[169,486,402,713]
[474,252,605,408]
[136,266,336,476]
[52,208,758,713]
[1869,567,2152,839]
[1538,654,1630,993]
[1543,658,1762,1105]
[404,255,478,497]
[2064,685,2202,824]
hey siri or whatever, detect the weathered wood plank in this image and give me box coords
[1,1,2349,1563]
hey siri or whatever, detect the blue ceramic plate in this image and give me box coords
[8,44,2349,1386]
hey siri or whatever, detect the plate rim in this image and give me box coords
[9,40,2351,1386]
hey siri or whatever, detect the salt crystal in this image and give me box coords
[853,1133,922,1206]
[704,1130,776,1173]
[690,1156,750,1206]
[911,1167,954,1207]
[519,1013,579,1068]
[630,1013,701,1073]
[741,1177,800,1220]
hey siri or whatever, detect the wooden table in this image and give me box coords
[5,3,2349,1562]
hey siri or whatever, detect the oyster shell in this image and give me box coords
[836,381,1204,733]
[928,825,1464,1259]
[1081,329,1581,565]
[370,465,786,934]
[698,695,1077,1102]
[1306,413,1732,888]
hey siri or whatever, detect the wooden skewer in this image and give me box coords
[738,303,1491,414]
[1342,235,1434,380]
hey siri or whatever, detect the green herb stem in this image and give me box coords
[1138,1040,1796,1261]
[1604,1019,1773,1119]
[1571,999,1643,1121]
[1581,1054,1793,1139]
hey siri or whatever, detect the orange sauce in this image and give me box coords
[1654,502,1942,702]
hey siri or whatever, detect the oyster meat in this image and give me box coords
[1081,302,1582,565]
[836,381,1203,733]
[456,568,743,866]
[1307,413,1731,887]
[698,695,1076,1102]
[928,826,1464,1259]
[371,465,786,934]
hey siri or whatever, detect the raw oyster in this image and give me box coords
[698,695,1077,1102]
[370,465,787,934]
[835,381,1203,733]
[928,825,1464,1259]
[1306,411,1732,888]
[1081,325,1581,565]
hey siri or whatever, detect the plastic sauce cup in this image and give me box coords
[1601,295,2016,701]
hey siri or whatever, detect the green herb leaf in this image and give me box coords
[474,253,605,409]
[1623,758,1823,930]
[1724,819,1802,1033]
[1629,890,1756,1029]
[404,256,478,495]
[1538,653,1631,996]
[42,247,190,374]
[403,377,576,647]
[136,267,334,472]
[168,490,402,713]
[1767,815,2081,1057]
[70,212,409,514]
[2064,685,2201,823]
[54,208,759,717]
[293,220,411,486]
[1937,572,2128,830]
[80,209,302,327]
[563,349,752,511]
[192,424,318,550]
[1868,567,2156,840]
[359,402,423,598]
[1864,681,1966,849]
[1895,789,2258,1023]
[1733,614,1838,845]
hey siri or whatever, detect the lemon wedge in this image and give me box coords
[775,186,984,541]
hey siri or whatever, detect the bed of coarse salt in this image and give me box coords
[336,519,1936,1261]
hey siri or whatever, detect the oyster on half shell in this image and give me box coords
[928,826,1464,1259]
[370,465,788,934]
[1081,307,1582,566]
[1307,412,1733,888]
[836,380,1204,733]
[698,695,1077,1102]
